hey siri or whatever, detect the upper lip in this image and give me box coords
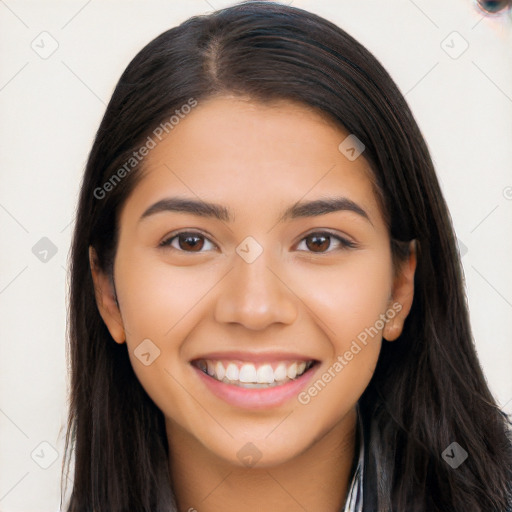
[190,351,318,363]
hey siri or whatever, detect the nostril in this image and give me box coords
[475,0,511,13]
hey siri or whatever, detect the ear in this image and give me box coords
[383,240,417,342]
[89,246,126,344]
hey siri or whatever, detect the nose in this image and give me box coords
[214,250,298,330]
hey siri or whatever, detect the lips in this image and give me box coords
[190,353,319,409]
[192,359,315,388]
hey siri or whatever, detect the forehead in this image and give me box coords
[119,96,383,227]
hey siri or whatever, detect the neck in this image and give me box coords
[166,407,358,512]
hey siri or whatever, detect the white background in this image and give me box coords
[0,1,511,510]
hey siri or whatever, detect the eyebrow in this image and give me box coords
[139,196,371,224]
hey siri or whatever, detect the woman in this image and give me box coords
[62,2,512,511]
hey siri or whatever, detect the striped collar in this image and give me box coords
[341,408,365,512]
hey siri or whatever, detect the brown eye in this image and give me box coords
[296,231,357,253]
[305,233,331,252]
[160,232,216,252]
[178,234,204,251]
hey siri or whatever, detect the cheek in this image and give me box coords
[112,252,206,385]
[114,252,214,341]
[290,250,393,344]
[293,254,391,414]
[113,254,214,426]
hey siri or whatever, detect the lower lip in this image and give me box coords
[192,364,317,410]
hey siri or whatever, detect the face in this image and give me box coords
[91,96,415,468]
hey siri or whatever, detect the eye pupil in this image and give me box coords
[179,234,204,251]
[306,234,330,252]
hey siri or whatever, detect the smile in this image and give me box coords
[193,359,316,388]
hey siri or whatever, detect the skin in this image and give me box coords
[91,96,416,512]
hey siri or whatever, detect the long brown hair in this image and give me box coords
[62,2,512,510]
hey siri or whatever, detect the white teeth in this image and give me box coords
[287,362,297,379]
[274,363,287,382]
[226,363,239,381]
[215,361,225,380]
[196,359,314,386]
[239,364,257,383]
[257,364,274,384]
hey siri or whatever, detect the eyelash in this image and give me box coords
[158,230,357,254]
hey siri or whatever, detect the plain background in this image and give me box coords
[0,0,511,510]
